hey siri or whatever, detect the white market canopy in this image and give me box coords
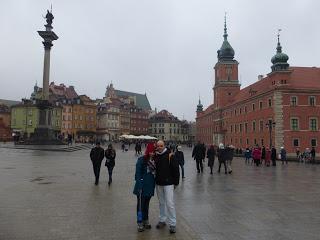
[119,135,157,140]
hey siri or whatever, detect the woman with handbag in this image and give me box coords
[105,144,116,185]
[133,143,156,232]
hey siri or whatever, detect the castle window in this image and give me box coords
[290,96,297,106]
[239,108,242,114]
[252,121,256,132]
[245,123,248,132]
[309,96,316,106]
[259,120,264,131]
[293,139,299,147]
[268,98,272,107]
[310,118,318,131]
[244,106,247,113]
[239,123,242,132]
[259,101,263,110]
[252,103,255,111]
[246,138,249,145]
[228,92,232,96]
[291,118,299,131]
[311,139,317,147]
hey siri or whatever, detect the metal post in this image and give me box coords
[266,120,276,149]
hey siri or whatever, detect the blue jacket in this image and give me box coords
[133,157,155,197]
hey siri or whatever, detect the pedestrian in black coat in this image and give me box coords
[271,146,277,166]
[206,145,216,174]
[105,144,116,185]
[174,146,185,179]
[217,143,227,174]
[90,141,105,185]
[192,141,204,173]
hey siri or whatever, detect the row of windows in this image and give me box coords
[291,118,318,131]
[290,96,316,106]
[226,137,317,147]
[63,123,95,129]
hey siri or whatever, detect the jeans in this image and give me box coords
[226,160,232,172]
[107,166,114,182]
[92,161,102,183]
[156,185,176,226]
[179,164,184,178]
[218,161,227,173]
[136,195,151,223]
[196,159,203,172]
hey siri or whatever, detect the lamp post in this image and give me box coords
[266,120,276,148]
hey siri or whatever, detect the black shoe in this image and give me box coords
[169,225,176,234]
[156,222,166,229]
[229,170,232,174]
[225,172,227,174]
[210,172,213,174]
[95,180,99,185]
[197,170,200,173]
[143,220,151,229]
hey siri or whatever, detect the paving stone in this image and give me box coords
[0,144,319,239]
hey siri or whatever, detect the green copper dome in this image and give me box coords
[217,16,235,61]
[271,32,289,72]
[197,98,203,112]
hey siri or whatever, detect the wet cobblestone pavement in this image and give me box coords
[0,145,319,240]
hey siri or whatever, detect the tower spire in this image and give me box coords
[271,29,289,72]
[223,12,228,41]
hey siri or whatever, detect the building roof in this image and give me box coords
[150,109,180,122]
[0,99,20,107]
[115,90,151,110]
[231,66,320,104]
[49,82,78,99]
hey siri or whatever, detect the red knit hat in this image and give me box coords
[145,143,155,158]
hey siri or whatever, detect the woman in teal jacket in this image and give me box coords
[133,143,156,232]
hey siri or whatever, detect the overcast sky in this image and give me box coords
[0,0,319,121]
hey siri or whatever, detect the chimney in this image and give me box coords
[258,75,264,81]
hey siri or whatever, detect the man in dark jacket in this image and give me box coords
[154,140,179,234]
[192,141,205,173]
[174,145,185,179]
[90,141,105,185]
[271,146,277,166]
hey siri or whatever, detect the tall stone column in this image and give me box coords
[38,11,58,101]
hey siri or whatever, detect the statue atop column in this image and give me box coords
[45,10,54,27]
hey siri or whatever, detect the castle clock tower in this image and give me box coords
[213,16,240,109]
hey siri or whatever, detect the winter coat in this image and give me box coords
[280,149,287,160]
[207,147,216,167]
[155,149,180,186]
[217,148,227,163]
[133,157,155,197]
[271,148,277,160]
[105,148,116,168]
[174,150,185,166]
[252,148,262,160]
[90,146,105,164]
[192,143,205,160]
[244,148,251,158]
[261,147,266,159]
[225,147,234,161]
[265,149,271,162]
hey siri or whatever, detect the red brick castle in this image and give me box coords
[196,18,320,156]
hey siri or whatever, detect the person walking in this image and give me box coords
[244,147,251,164]
[105,144,116,185]
[225,145,234,174]
[265,147,271,166]
[311,147,316,164]
[174,145,185,179]
[133,143,156,232]
[252,145,262,166]
[217,143,227,174]
[154,140,180,234]
[280,146,287,164]
[261,146,266,165]
[192,141,205,173]
[271,146,277,166]
[89,141,105,185]
[207,145,216,174]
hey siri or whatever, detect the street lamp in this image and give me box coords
[266,119,276,148]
